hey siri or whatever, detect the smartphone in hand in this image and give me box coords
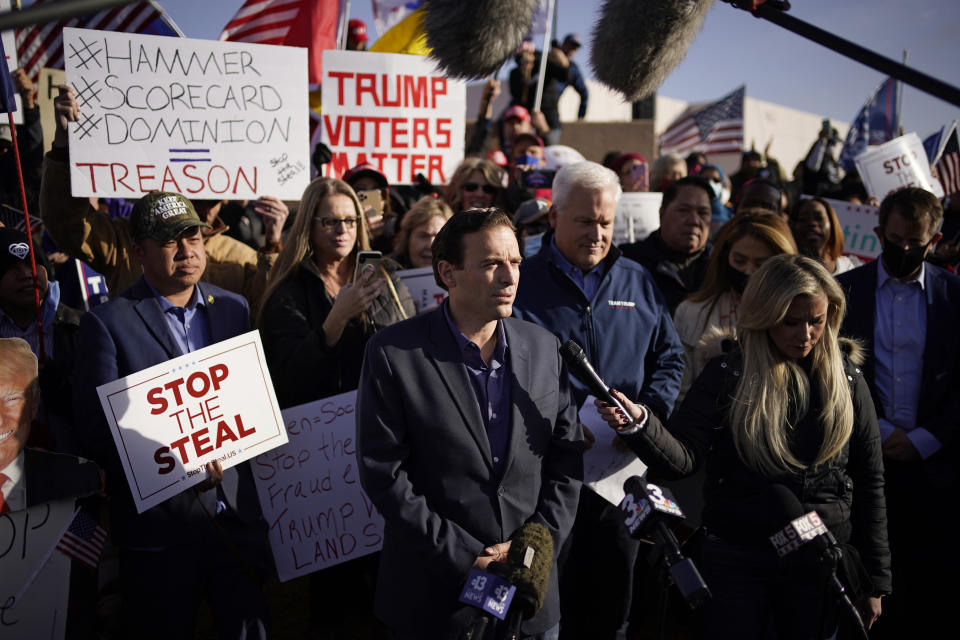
[354,250,383,283]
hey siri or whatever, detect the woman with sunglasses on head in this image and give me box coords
[258,177,414,410]
[443,157,504,213]
[596,254,889,639]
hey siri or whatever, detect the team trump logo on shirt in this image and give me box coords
[607,300,636,310]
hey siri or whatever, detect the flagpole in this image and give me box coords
[147,0,185,37]
[6,111,45,362]
[532,0,556,113]
[337,0,352,50]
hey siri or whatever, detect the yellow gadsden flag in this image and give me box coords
[369,7,430,55]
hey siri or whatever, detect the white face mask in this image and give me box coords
[721,187,731,204]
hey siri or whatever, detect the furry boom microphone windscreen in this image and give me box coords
[424,0,540,79]
[590,0,714,101]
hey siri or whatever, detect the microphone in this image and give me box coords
[620,475,711,609]
[491,522,554,640]
[424,0,541,79]
[559,340,631,419]
[590,0,714,101]
[766,484,869,638]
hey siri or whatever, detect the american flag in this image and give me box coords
[56,509,107,570]
[220,0,304,44]
[15,0,180,84]
[935,124,960,197]
[0,204,42,232]
[659,86,744,157]
[372,1,424,36]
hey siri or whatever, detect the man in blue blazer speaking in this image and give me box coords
[73,192,271,640]
[357,208,584,639]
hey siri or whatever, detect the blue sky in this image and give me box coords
[158,0,960,138]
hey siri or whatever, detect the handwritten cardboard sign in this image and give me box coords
[854,132,945,201]
[0,500,75,639]
[394,266,446,313]
[96,331,288,513]
[253,390,384,582]
[63,27,309,199]
[320,50,465,184]
[1,0,23,125]
[612,192,662,246]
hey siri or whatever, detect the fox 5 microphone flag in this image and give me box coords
[1,35,17,114]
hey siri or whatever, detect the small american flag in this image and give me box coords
[220,0,305,45]
[659,86,744,157]
[15,0,180,85]
[56,509,107,570]
[0,204,42,233]
[935,124,960,197]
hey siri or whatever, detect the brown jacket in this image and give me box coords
[39,149,276,311]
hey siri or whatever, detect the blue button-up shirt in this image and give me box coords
[874,259,938,458]
[549,236,605,301]
[443,301,511,471]
[145,280,211,356]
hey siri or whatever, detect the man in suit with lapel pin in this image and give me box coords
[357,208,584,639]
[73,192,271,639]
[837,187,960,638]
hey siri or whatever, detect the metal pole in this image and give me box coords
[748,4,960,109]
[895,50,907,136]
[532,0,556,112]
[337,0,352,50]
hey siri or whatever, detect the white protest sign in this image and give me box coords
[394,266,446,313]
[252,390,384,582]
[0,500,76,639]
[854,132,945,201]
[96,331,288,513]
[613,192,662,246]
[821,197,880,260]
[1,0,23,124]
[320,50,465,184]
[63,28,309,199]
[579,397,647,506]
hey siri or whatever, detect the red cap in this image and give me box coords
[343,163,388,189]
[503,105,531,122]
[512,132,544,149]
[348,19,368,43]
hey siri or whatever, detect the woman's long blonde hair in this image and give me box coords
[256,177,370,326]
[730,254,853,477]
[443,158,504,212]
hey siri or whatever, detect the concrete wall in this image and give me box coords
[466,79,850,178]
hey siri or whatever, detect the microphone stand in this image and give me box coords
[817,545,869,640]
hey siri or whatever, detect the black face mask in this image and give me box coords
[881,237,930,279]
[725,262,751,294]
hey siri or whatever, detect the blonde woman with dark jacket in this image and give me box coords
[597,254,889,638]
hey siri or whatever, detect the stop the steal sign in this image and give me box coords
[96,331,288,513]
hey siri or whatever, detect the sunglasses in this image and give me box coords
[463,182,498,195]
[314,216,360,229]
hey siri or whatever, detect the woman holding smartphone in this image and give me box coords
[258,177,414,409]
[596,255,889,639]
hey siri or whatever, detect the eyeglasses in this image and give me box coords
[463,182,498,195]
[314,216,360,229]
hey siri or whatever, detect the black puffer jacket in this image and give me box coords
[623,341,891,595]
[260,256,415,409]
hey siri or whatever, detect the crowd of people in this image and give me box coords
[1,35,959,640]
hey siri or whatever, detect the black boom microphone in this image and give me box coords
[424,0,541,79]
[620,475,711,610]
[766,484,870,640]
[490,522,554,640]
[590,0,714,101]
[559,339,632,419]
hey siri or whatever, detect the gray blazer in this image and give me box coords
[357,306,584,636]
